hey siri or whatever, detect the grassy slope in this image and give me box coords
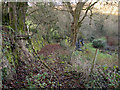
[72,42,118,67]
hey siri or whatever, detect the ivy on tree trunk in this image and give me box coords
[2,2,28,77]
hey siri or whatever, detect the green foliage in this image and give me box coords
[86,65,120,88]
[58,54,70,64]
[2,67,8,80]
[92,38,106,49]
[60,39,71,49]
[2,2,119,89]
[2,13,10,25]
[26,72,57,88]
[75,42,117,66]
[73,51,80,56]
[29,33,46,52]
[2,33,16,67]
[84,43,96,53]
[47,28,62,43]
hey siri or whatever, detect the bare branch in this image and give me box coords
[75,2,86,13]
[89,8,93,25]
[66,2,74,17]
[54,7,69,12]
[78,1,98,28]
[28,9,39,15]
[74,2,86,22]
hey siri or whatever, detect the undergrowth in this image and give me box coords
[2,42,119,89]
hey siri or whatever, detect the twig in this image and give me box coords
[78,1,98,28]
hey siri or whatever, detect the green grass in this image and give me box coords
[82,42,118,66]
[71,42,118,74]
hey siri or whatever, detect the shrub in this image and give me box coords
[92,39,106,49]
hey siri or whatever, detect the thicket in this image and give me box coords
[1,2,119,89]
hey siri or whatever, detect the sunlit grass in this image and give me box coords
[81,42,118,66]
[71,42,118,74]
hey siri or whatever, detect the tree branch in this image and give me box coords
[66,2,74,17]
[89,8,93,25]
[28,9,39,15]
[74,2,86,24]
[75,2,86,14]
[54,7,69,12]
[78,1,98,28]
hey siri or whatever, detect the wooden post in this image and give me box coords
[90,48,98,75]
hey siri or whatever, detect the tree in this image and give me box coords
[2,2,57,81]
[27,1,98,46]
[66,1,98,46]
[54,1,98,46]
[2,2,33,80]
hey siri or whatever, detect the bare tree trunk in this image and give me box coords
[67,2,97,46]
[71,22,78,46]
[68,2,85,46]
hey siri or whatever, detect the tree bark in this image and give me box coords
[68,2,85,46]
[67,2,97,46]
[2,2,29,80]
